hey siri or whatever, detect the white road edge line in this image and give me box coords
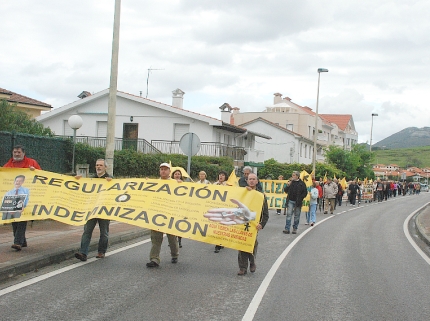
[242,215,335,321]
[403,203,430,266]
[0,238,151,297]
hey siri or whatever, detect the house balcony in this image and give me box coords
[151,140,247,161]
[59,136,160,154]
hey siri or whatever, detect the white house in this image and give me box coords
[36,89,270,166]
[231,93,359,156]
[238,117,317,164]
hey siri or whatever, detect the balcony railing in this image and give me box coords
[58,136,161,154]
[151,140,246,160]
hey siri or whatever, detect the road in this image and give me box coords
[0,194,429,321]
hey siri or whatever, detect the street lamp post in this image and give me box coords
[312,68,329,177]
[68,115,83,175]
[369,113,378,152]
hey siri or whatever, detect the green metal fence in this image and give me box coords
[0,131,71,173]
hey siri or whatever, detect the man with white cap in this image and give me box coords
[146,162,180,267]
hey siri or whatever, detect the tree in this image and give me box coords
[0,99,53,136]
[324,144,375,180]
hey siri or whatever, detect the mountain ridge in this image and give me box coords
[373,127,430,149]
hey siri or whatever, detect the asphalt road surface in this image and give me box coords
[1,194,429,321]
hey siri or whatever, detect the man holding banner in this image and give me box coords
[237,173,269,275]
[146,163,180,267]
[3,145,41,251]
[75,159,112,261]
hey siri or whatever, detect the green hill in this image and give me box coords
[372,146,430,168]
[373,127,430,149]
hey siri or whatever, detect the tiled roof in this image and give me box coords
[0,87,51,108]
[320,114,352,131]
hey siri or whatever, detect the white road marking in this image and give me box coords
[243,196,430,321]
[0,239,151,297]
[403,203,430,265]
[242,215,335,321]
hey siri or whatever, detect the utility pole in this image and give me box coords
[105,0,121,176]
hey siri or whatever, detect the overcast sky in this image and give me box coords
[2,0,430,144]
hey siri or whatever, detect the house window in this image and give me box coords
[286,124,293,131]
[174,124,190,141]
[224,134,231,145]
[97,121,107,137]
[63,120,74,136]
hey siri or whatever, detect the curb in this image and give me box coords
[414,207,430,248]
[0,228,150,283]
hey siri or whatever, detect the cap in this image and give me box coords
[159,162,170,168]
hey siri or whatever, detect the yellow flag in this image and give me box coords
[333,174,337,180]
[226,169,239,187]
[323,172,327,183]
[340,177,348,189]
[300,170,313,212]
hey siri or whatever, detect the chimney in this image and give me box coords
[172,88,185,109]
[77,91,91,99]
[219,103,232,123]
[274,93,282,104]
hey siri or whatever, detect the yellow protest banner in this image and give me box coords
[261,173,311,212]
[260,179,288,209]
[0,168,264,253]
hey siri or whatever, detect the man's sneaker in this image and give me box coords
[96,253,105,259]
[146,261,159,268]
[292,229,297,234]
[250,263,256,273]
[22,242,27,248]
[171,258,178,264]
[75,253,87,261]
[283,229,290,234]
[324,211,328,214]
[11,244,22,251]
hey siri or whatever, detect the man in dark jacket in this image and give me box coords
[348,180,359,206]
[283,171,308,235]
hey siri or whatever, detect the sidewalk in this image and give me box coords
[0,206,429,284]
[0,219,149,283]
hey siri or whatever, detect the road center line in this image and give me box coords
[242,215,335,321]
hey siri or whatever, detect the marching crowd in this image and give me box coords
[2,145,425,276]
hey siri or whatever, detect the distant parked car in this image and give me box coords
[420,183,429,192]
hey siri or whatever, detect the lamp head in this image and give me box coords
[68,115,83,130]
[372,113,378,117]
[318,68,329,73]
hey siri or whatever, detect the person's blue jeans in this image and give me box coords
[79,219,110,255]
[285,200,301,231]
[309,203,317,224]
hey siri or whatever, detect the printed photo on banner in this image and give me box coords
[1,174,29,220]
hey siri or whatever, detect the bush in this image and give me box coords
[75,145,234,180]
